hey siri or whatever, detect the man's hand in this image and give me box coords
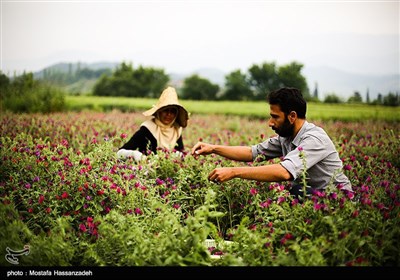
[208,167,236,183]
[191,142,214,159]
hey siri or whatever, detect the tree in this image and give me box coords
[181,74,219,100]
[383,92,399,106]
[366,88,370,104]
[93,62,169,97]
[248,61,310,100]
[313,82,319,101]
[377,93,383,105]
[0,72,10,92]
[220,70,253,100]
[348,91,362,103]
[1,71,66,113]
[277,61,310,100]
[248,62,279,100]
[324,93,343,104]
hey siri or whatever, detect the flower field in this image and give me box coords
[1,111,399,266]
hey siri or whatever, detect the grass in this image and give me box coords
[66,95,400,122]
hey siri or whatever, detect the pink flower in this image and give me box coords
[173,204,180,209]
[61,192,69,199]
[344,164,352,171]
[346,191,355,200]
[277,196,286,204]
[79,224,87,232]
[134,208,143,215]
[61,139,69,147]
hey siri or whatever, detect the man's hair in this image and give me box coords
[267,87,307,119]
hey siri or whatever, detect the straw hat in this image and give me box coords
[143,86,189,127]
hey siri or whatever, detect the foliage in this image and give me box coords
[383,92,400,107]
[0,72,66,113]
[276,61,309,98]
[248,61,310,101]
[221,70,253,100]
[0,112,399,266]
[324,93,344,104]
[42,64,112,86]
[92,62,169,98]
[181,74,220,100]
[348,91,363,103]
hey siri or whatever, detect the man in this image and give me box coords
[191,87,352,197]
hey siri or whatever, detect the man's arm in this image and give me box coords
[208,163,292,183]
[191,142,253,161]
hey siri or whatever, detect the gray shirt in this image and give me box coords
[251,121,352,191]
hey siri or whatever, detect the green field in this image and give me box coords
[66,95,400,122]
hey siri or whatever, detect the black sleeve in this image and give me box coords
[119,126,157,154]
[176,136,184,152]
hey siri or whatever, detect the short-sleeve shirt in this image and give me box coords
[251,121,352,191]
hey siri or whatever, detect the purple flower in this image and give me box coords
[134,208,143,215]
[344,164,352,171]
[250,188,258,196]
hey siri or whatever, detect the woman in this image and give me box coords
[117,86,189,161]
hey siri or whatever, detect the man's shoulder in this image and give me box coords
[303,121,326,134]
[299,122,331,144]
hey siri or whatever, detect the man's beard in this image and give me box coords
[273,118,294,138]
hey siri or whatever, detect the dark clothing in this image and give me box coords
[119,126,184,154]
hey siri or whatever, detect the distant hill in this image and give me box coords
[33,62,399,99]
[33,62,119,79]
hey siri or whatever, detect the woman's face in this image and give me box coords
[158,106,178,125]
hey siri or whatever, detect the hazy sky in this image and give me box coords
[1,0,399,76]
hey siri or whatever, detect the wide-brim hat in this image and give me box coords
[142,86,189,128]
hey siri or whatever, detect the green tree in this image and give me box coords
[366,88,370,104]
[248,62,279,100]
[181,74,220,100]
[220,70,253,100]
[313,82,319,101]
[348,91,363,103]
[93,62,169,97]
[277,62,310,100]
[324,93,343,104]
[0,72,10,93]
[1,72,66,113]
[247,61,309,100]
[133,66,170,98]
[383,92,399,106]
[377,93,383,105]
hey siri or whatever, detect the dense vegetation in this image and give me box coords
[1,111,399,267]
[0,72,66,113]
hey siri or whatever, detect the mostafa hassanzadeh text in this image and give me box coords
[7,269,94,277]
